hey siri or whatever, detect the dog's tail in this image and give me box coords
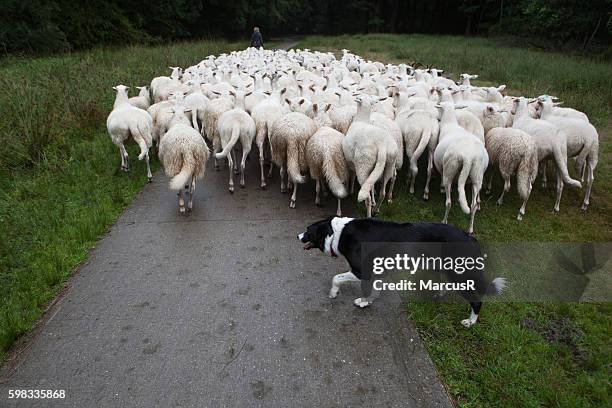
[484,277,506,296]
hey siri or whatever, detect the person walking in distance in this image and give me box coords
[250,27,263,49]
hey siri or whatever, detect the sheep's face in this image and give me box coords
[113,85,129,94]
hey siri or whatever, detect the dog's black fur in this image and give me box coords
[299,217,505,325]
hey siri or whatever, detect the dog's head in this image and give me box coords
[298,217,335,254]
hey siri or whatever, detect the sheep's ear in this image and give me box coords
[486,106,495,113]
[281,88,287,94]
[285,98,291,105]
[553,101,564,106]
[245,92,253,97]
[439,70,444,73]
[325,104,332,112]
[112,86,117,90]
[264,91,271,96]
[229,91,236,97]
[212,91,221,96]
[309,84,315,90]
[312,103,318,112]
[497,85,506,92]
[472,75,479,79]
[298,84,303,89]
[298,98,305,105]
[322,85,327,91]
[184,108,192,113]
[378,97,387,102]
[456,105,468,109]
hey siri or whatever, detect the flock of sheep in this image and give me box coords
[106,47,599,234]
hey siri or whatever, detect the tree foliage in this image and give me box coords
[1,0,610,55]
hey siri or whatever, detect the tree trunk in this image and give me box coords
[465,14,472,35]
[583,15,603,49]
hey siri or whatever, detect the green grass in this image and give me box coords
[299,34,612,408]
[0,38,246,359]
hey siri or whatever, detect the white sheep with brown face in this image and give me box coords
[106,85,153,182]
[158,106,209,213]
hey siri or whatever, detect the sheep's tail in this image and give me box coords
[552,136,581,188]
[191,108,199,133]
[358,144,386,202]
[215,124,240,159]
[287,139,305,184]
[411,127,431,175]
[129,121,152,160]
[517,145,538,200]
[169,163,192,191]
[323,154,348,198]
[456,156,472,214]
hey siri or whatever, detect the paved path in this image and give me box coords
[0,40,453,407]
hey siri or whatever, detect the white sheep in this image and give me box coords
[158,106,210,213]
[512,97,581,212]
[251,87,290,189]
[371,111,403,205]
[107,85,153,181]
[395,108,439,198]
[306,105,349,216]
[536,99,598,211]
[182,80,210,134]
[215,91,256,193]
[128,86,151,110]
[203,91,235,169]
[482,106,539,220]
[434,102,489,234]
[270,111,317,208]
[343,95,396,217]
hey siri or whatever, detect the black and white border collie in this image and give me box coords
[298,217,506,327]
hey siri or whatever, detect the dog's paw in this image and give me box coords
[353,298,371,308]
[461,318,475,328]
[328,288,339,299]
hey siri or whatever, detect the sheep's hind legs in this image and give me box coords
[258,142,267,189]
[145,152,152,182]
[240,147,250,188]
[497,175,511,206]
[177,189,186,214]
[581,163,594,211]
[336,198,342,217]
[280,165,287,193]
[119,144,130,172]
[315,180,322,206]
[442,183,452,224]
[468,184,478,235]
[187,177,196,212]
[553,171,564,213]
[289,182,298,209]
[423,151,433,200]
[227,154,235,194]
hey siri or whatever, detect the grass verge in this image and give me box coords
[299,34,611,408]
[0,39,245,359]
